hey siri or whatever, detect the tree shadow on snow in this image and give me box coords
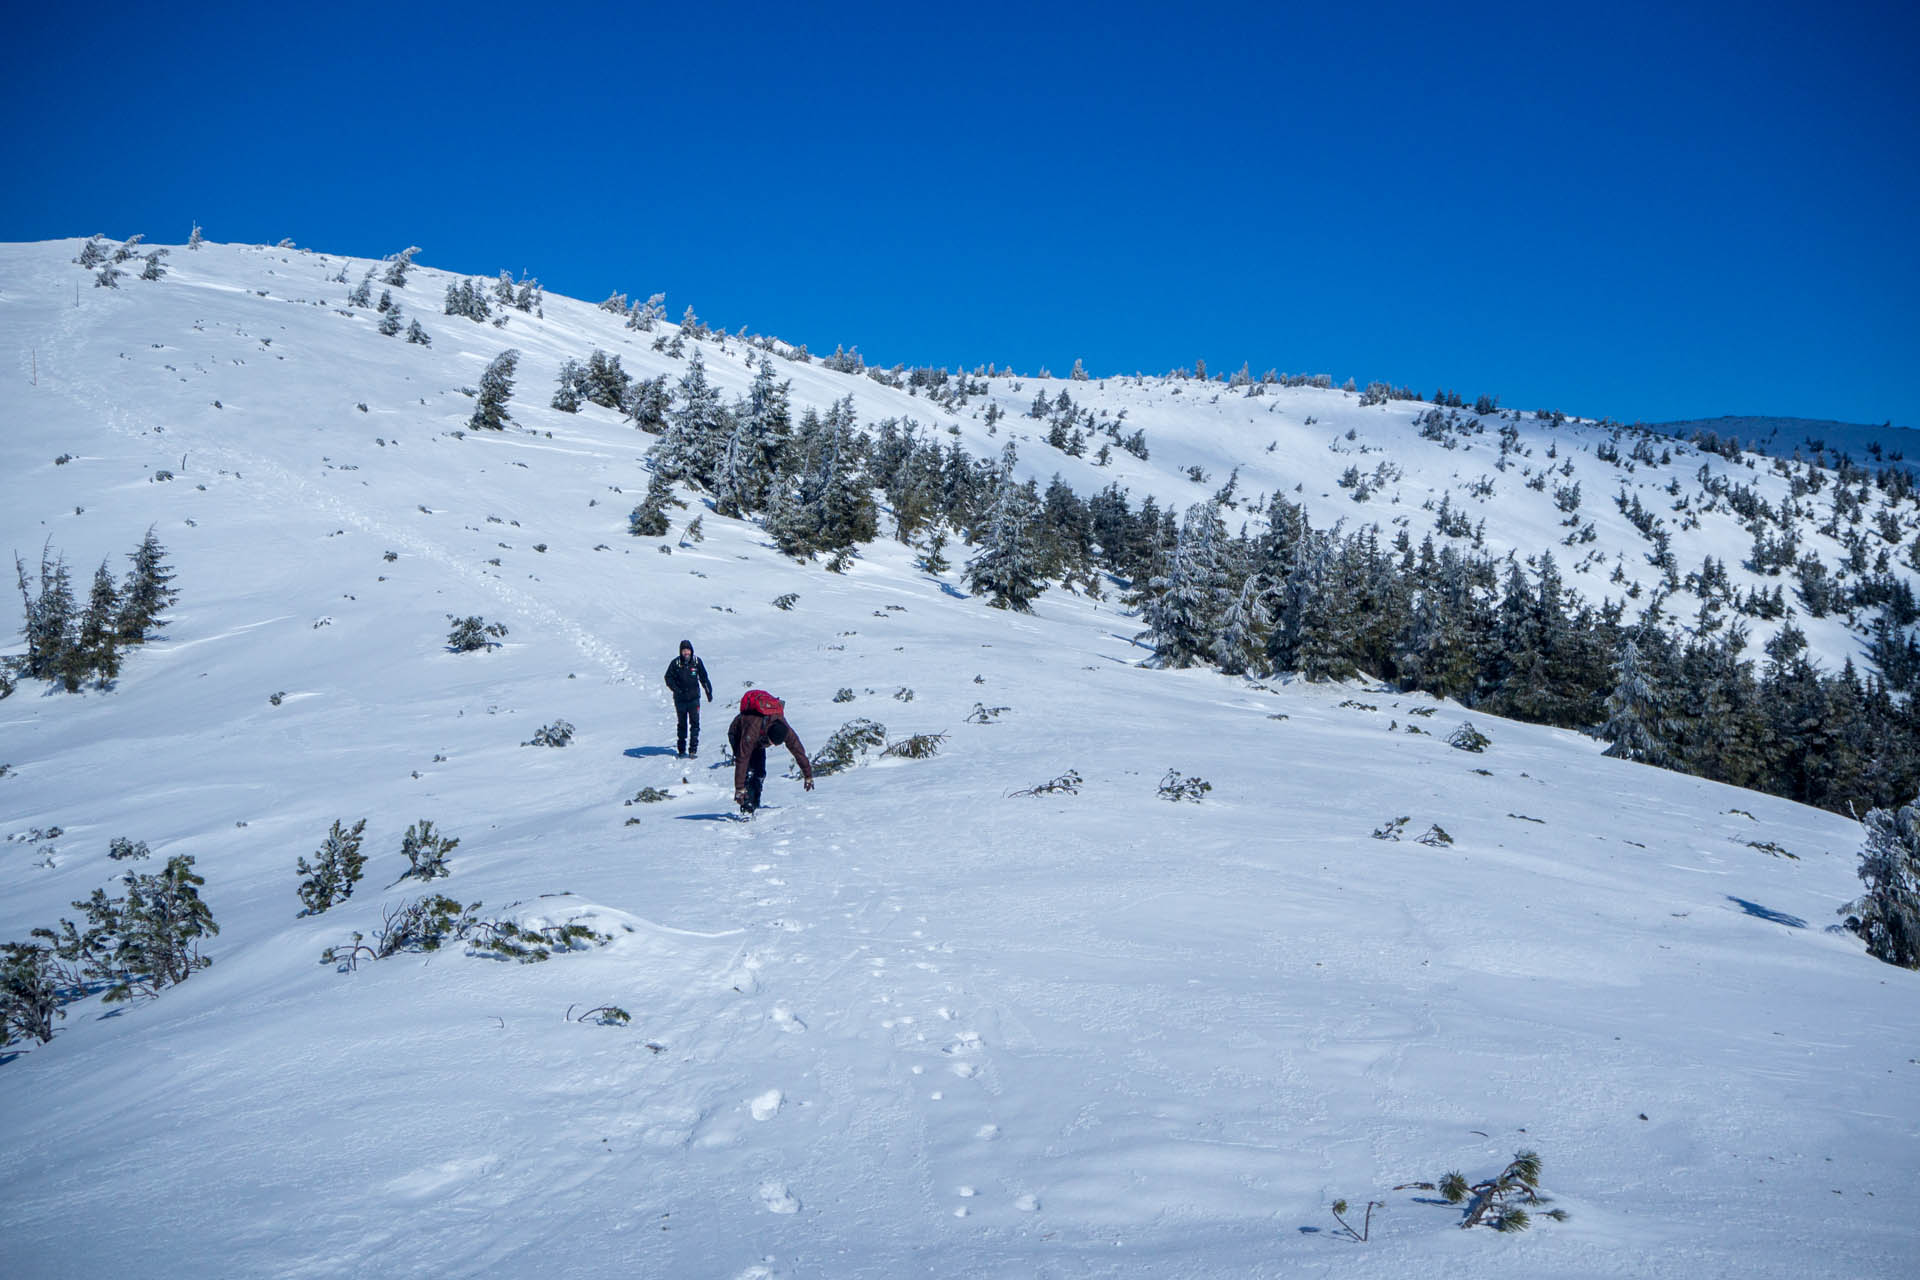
[1727,896,1806,928]
[938,582,969,600]
[623,746,679,759]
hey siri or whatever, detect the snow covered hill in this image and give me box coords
[1,237,1915,1279]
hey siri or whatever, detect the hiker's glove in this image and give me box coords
[734,789,748,806]
[803,778,815,792]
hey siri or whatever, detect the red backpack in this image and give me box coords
[740,689,785,718]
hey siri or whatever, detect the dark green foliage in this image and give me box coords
[580,350,632,409]
[1140,502,1232,667]
[773,593,800,611]
[405,319,431,345]
[443,278,493,321]
[469,918,610,964]
[322,899,610,969]
[764,397,877,558]
[1434,1150,1562,1232]
[1009,769,1082,797]
[1841,794,1920,968]
[108,837,150,861]
[1,941,64,1046]
[551,358,584,412]
[75,561,122,687]
[966,445,1048,611]
[468,349,519,430]
[383,246,420,287]
[625,787,671,805]
[653,349,730,486]
[1157,770,1211,802]
[296,819,368,915]
[623,374,671,433]
[33,855,218,1003]
[16,534,168,692]
[628,472,675,537]
[446,616,507,652]
[812,719,887,776]
[916,529,951,575]
[398,820,458,882]
[1448,723,1492,752]
[15,546,75,681]
[116,528,177,644]
[882,731,946,759]
[832,687,854,702]
[321,895,479,969]
[523,720,575,747]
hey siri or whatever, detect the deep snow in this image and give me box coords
[0,238,1914,1279]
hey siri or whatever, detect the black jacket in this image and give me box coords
[664,654,713,709]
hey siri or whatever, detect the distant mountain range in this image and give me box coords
[1647,415,1918,470]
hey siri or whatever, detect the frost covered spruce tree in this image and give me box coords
[72,561,123,689]
[1140,502,1232,667]
[628,470,676,537]
[1213,572,1273,675]
[14,545,75,682]
[382,245,420,287]
[966,445,1048,611]
[116,528,177,643]
[765,397,876,559]
[653,348,729,486]
[1601,635,1675,766]
[1841,794,1920,968]
[468,350,520,431]
[714,355,792,517]
[551,358,585,412]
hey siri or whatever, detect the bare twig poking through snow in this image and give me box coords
[1009,770,1082,798]
[1330,1198,1382,1242]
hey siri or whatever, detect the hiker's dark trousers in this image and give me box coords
[676,704,701,754]
[742,746,767,811]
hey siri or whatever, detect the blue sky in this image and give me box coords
[6,0,1915,427]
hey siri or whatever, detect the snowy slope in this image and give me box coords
[1,238,1915,1279]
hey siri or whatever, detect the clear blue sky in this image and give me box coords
[6,0,1915,427]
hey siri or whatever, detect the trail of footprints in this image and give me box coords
[732,839,1038,1225]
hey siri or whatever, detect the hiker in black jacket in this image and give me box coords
[663,639,713,757]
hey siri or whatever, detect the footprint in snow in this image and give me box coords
[1014,1193,1040,1212]
[758,1181,801,1214]
[750,1089,783,1121]
[770,1005,806,1033]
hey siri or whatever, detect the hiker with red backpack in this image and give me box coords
[728,690,814,815]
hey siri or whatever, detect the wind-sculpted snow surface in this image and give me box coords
[0,239,1915,1278]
